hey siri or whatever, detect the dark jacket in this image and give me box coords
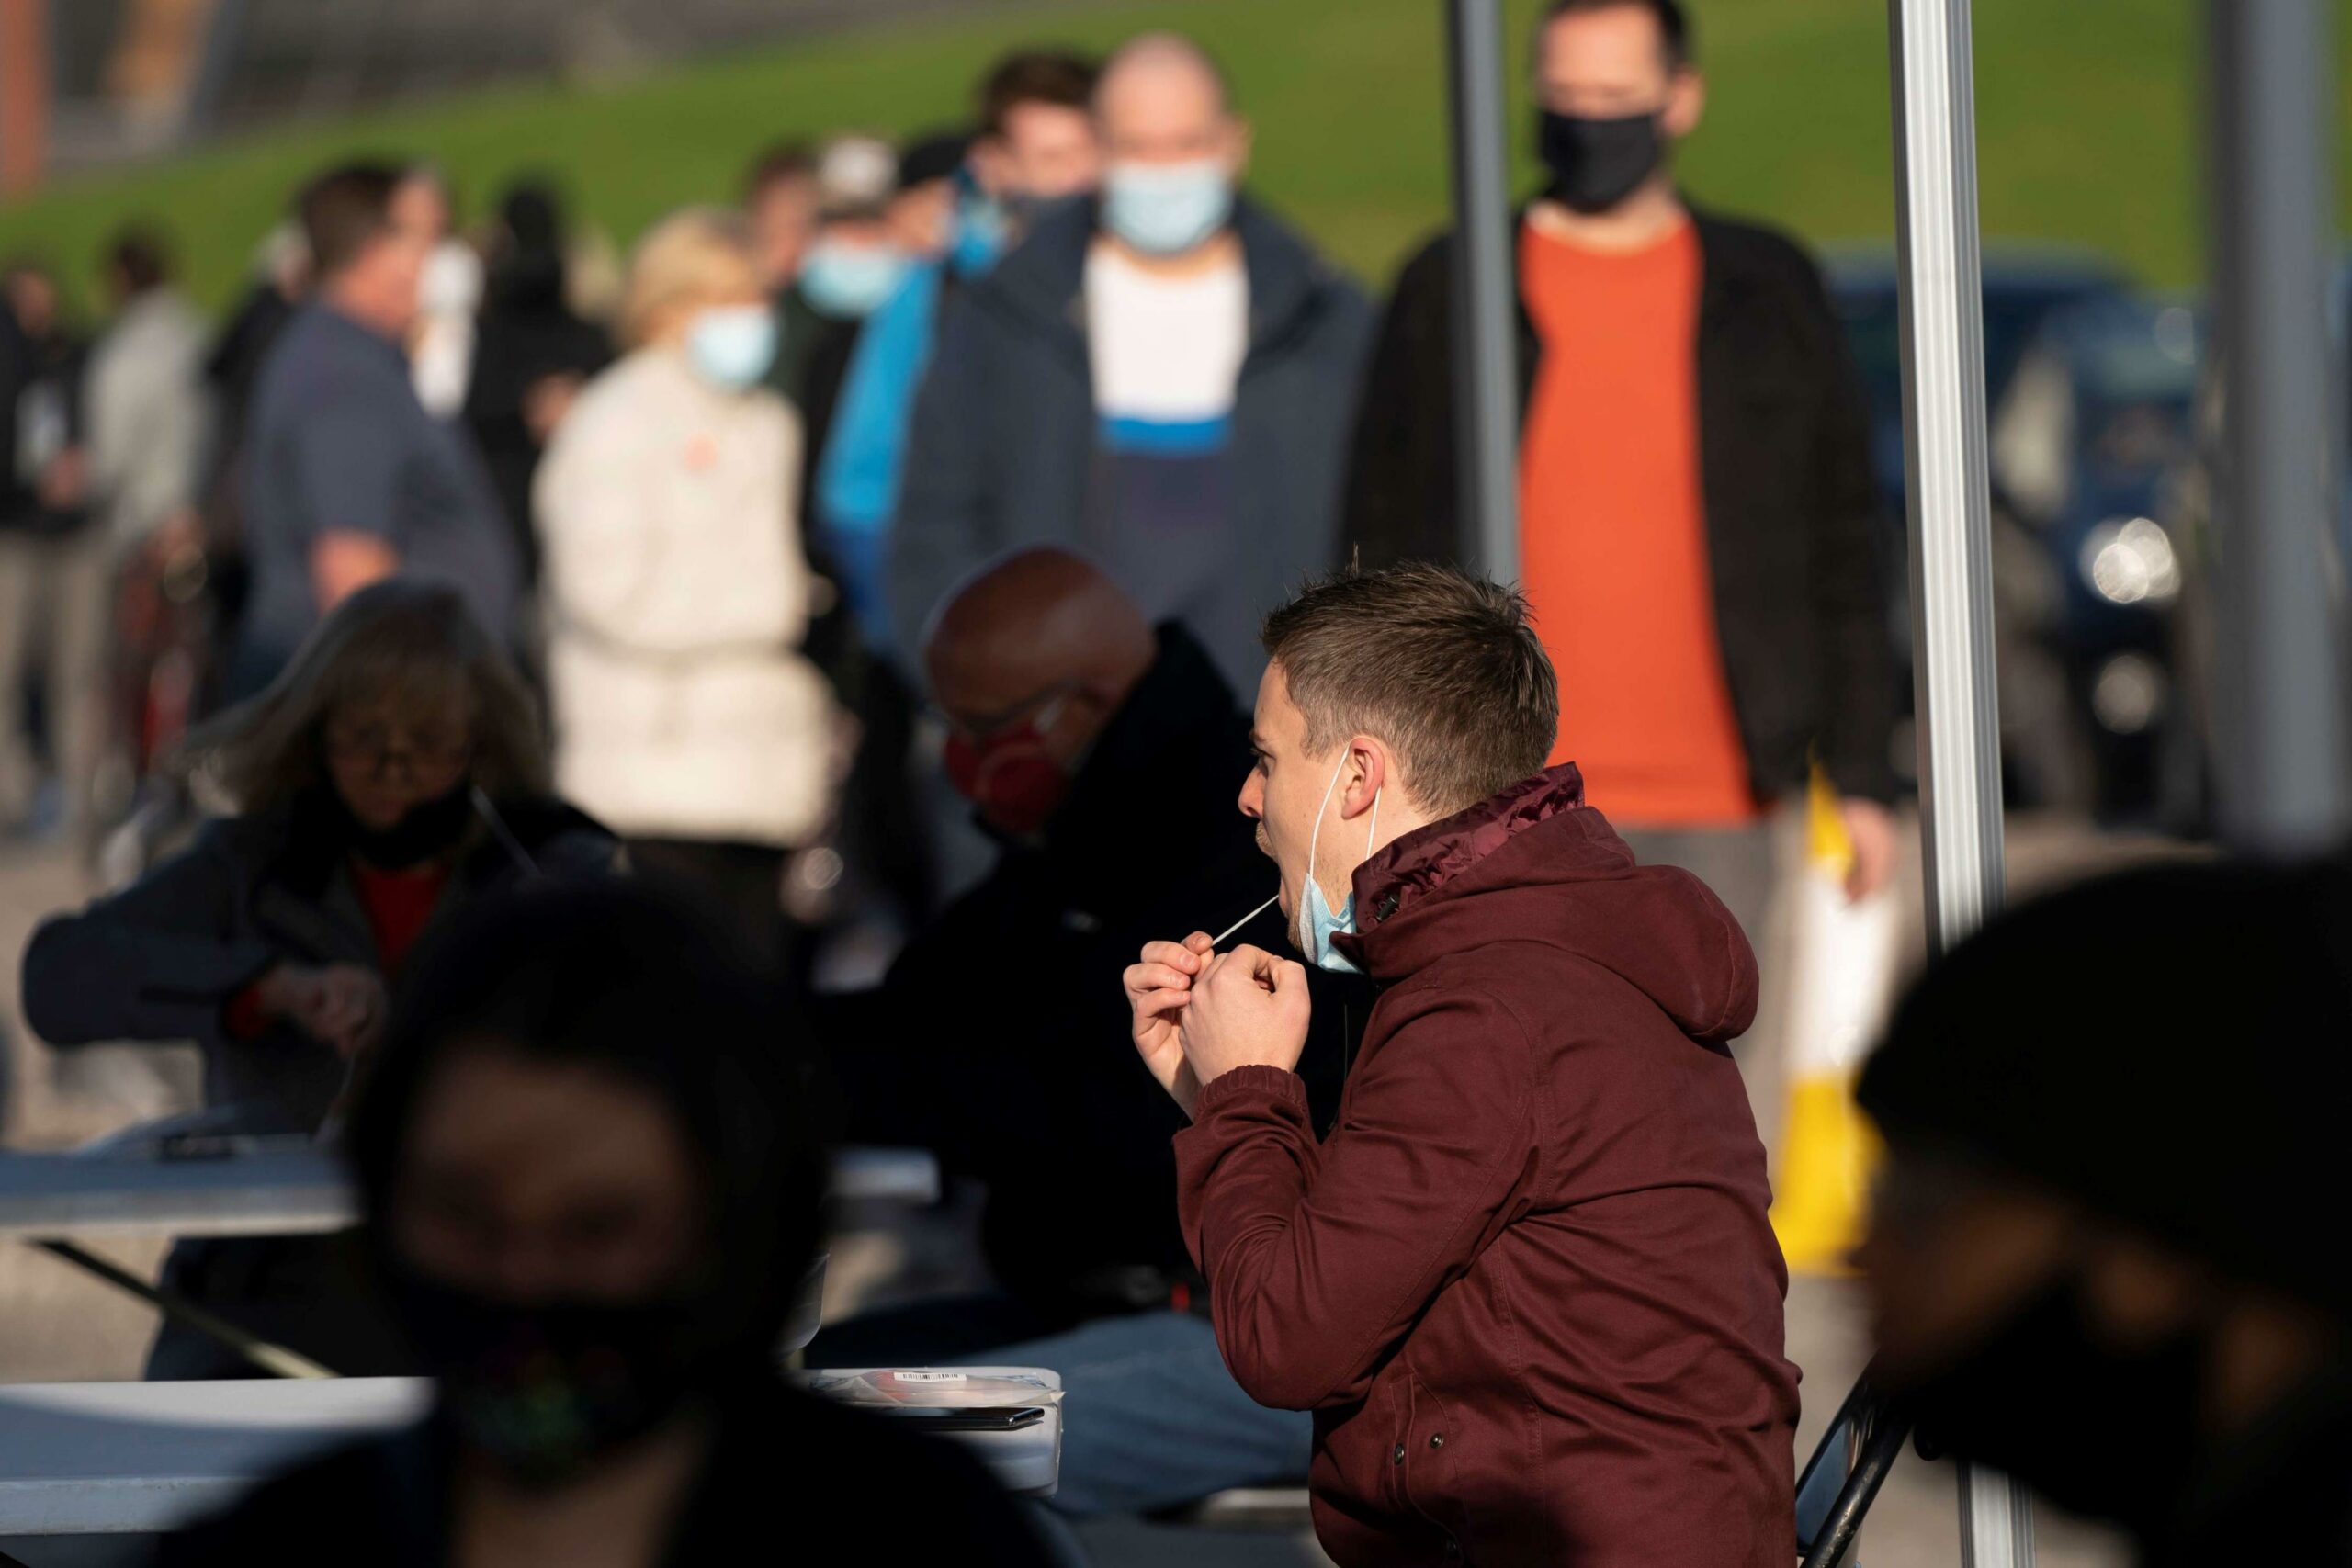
[818,624,1361,1319]
[161,1376,1053,1567]
[462,275,610,587]
[1176,763,1798,1568]
[1345,209,1897,805]
[23,793,616,1134]
[888,197,1373,692]
[0,325,90,536]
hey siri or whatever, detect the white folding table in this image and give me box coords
[0,1367,1061,1539]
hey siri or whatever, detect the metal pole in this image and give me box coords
[2208,0,2344,854]
[1884,0,2033,1562]
[1443,0,1521,584]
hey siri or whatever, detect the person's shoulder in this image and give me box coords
[160,1433,412,1567]
[1690,207,1830,291]
[791,1395,1050,1533]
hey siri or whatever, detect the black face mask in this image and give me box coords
[1537,109,1667,215]
[388,1263,715,1489]
[340,784,475,870]
[1902,1270,2206,1538]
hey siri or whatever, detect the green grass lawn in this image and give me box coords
[0,0,2343,319]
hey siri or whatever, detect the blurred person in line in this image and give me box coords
[0,259,96,836]
[197,219,310,650]
[236,162,518,697]
[811,548,1359,1514]
[534,209,840,981]
[162,881,1056,1568]
[463,181,612,596]
[744,141,820,298]
[764,132,905,467]
[22,580,616,1376]
[1344,0,1896,961]
[1857,857,2352,1565]
[891,33,1371,695]
[396,163,485,422]
[83,226,213,851]
[1126,565,1797,1566]
[85,227,210,569]
[818,51,1102,656]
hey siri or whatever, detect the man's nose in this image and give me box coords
[1237,771,1262,819]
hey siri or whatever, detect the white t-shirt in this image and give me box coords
[1084,246,1249,451]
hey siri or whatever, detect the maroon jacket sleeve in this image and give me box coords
[1174,987,1535,1411]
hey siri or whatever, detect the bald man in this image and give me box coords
[811,547,1364,1515]
[888,31,1370,694]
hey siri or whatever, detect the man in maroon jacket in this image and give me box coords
[1125,563,1799,1565]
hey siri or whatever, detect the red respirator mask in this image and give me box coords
[944,693,1075,839]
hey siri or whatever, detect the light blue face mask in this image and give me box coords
[683,305,778,391]
[952,190,1009,276]
[797,240,910,320]
[1295,750,1381,975]
[1101,158,1235,257]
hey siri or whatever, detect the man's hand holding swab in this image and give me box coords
[1125,931,1217,1119]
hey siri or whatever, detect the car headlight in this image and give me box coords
[2080,516,2182,606]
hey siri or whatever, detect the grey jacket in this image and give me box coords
[888,196,1372,692]
[22,795,616,1134]
[85,288,211,553]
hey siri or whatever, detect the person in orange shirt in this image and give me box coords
[1346,0,1897,1135]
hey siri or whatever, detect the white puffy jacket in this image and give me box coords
[534,348,836,848]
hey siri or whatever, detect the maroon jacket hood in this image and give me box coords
[1337,762,1758,1043]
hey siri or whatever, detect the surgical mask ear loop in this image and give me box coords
[1297,750,1348,952]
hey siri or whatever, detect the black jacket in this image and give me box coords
[1344,207,1897,805]
[817,624,1361,1319]
[23,792,617,1134]
[161,1377,1054,1567]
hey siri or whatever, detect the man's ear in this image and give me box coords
[1342,736,1387,819]
[1226,116,1254,182]
[1663,68,1705,140]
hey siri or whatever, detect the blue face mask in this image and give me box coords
[683,305,777,391]
[1101,158,1234,257]
[952,190,1009,276]
[797,240,910,320]
[1294,750,1381,975]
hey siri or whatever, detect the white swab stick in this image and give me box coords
[1209,892,1282,950]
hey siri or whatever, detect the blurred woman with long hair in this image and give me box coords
[22,577,616,1375]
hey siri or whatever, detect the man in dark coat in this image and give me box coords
[888,33,1371,696]
[1129,564,1797,1567]
[813,547,1364,1516]
[1343,0,1898,970]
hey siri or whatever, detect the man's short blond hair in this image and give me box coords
[618,207,760,349]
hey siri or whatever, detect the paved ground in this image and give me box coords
[0,816,2178,1565]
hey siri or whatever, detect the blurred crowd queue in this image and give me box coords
[4,2,2347,1565]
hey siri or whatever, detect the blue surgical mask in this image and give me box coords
[952,189,1009,276]
[1294,750,1380,975]
[1101,158,1234,257]
[683,305,777,391]
[797,240,910,319]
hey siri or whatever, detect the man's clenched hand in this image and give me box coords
[1125,931,1215,1118]
[1178,943,1311,1089]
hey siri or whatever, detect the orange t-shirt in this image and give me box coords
[1518,218,1759,828]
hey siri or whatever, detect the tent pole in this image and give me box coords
[1883,0,2033,1558]
[2208,0,2344,854]
[1443,0,1521,584]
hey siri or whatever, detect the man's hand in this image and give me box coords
[1125,932,1214,1118]
[1839,798,1899,903]
[254,963,389,1061]
[1178,943,1312,1089]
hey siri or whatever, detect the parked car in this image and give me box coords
[1826,245,2172,812]
[1989,292,2203,822]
